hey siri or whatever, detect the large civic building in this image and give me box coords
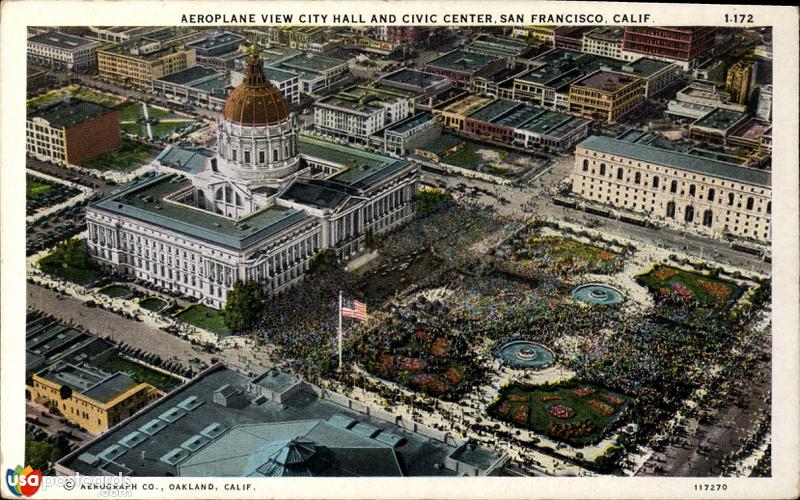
[56,364,508,477]
[570,135,771,243]
[85,50,418,308]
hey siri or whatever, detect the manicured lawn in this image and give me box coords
[27,176,53,198]
[514,236,622,274]
[27,86,121,110]
[442,141,481,168]
[118,102,143,122]
[120,122,144,136]
[637,265,743,308]
[38,260,104,286]
[488,382,630,446]
[139,296,167,312]
[151,120,192,138]
[77,137,156,172]
[98,284,134,299]
[175,304,231,336]
[93,356,181,391]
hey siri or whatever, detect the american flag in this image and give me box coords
[341,298,367,321]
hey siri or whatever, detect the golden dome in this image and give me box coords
[222,48,289,126]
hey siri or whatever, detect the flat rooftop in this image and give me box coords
[579,135,770,187]
[379,68,448,89]
[262,66,298,84]
[385,112,436,135]
[425,49,504,74]
[730,118,770,140]
[299,135,411,189]
[584,27,624,42]
[156,66,220,86]
[93,173,311,250]
[572,70,639,92]
[28,99,115,128]
[155,146,213,175]
[57,365,499,477]
[187,32,243,51]
[691,107,748,132]
[28,31,96,50]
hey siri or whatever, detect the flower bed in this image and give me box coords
[637,265,743,309]
[547,404,576,419]
[487,382,630,446]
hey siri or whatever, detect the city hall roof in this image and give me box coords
[93,173,312,250]
[299,135,413,190]
[578,136,771,188]
[57,365,498,477]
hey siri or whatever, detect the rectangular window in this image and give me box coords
[244,151,250,164]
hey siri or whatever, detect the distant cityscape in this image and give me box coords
[24,24,771,480]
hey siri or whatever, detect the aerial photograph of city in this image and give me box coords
[20,23,774,483]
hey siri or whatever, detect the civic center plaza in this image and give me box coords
[85,51,418,308]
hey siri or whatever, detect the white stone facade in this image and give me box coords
[571,141,771,243]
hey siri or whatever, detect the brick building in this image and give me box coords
[621,27,715,70]
[27,99,120,165]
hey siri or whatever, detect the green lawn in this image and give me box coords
[139,296,168,312]
[118,102,143,122]
[151,120,192,138]
[488,382,630,446]
[637,265,743,308]
[175,304,231,336]
[442,141,482,168]
[77,137,156,172]
[98,284,134,299]
[27,86,122,110]
[27,176,53,198]
[93,356,181,391]
[513,236,621,274]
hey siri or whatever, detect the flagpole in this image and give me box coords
[338,290,343,371]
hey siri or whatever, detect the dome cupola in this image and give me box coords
[222,47,289,126]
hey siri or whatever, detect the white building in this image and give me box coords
[28,32,99,70]
[571,136,771,243]
[313,87,413,145]
[86,52,418,308]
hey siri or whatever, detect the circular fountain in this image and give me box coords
[571,283,623,305]
[497,341,555,369]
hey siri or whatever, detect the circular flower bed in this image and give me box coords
[547,404,576,419]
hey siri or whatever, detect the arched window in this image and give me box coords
[599,163,606,176]
[746,197,754,210]
[215,188,223,201]
[225,186,232,204]
[703,209,713,227]
[666,201,676,218]
[670,180,678,193]
[689,184,696,196]
[235,193,242,207]
[652,176,659,188]
[634,172,641,184]
[617,168,623,180]
[728,193,735,206]
[707,188,715,202]
[582,159,589,172]
[684,205,694,223]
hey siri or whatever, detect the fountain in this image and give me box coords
[571,283,623,305]
[497,341,555,369]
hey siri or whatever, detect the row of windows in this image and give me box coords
[580,159,771,213]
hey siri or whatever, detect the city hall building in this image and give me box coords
[571,135,771,243]
[86,51,418,308]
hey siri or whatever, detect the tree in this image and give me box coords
[59,385,73,400]
[308,249,336,275]
[363,229,380,250]
[222,280,264,332]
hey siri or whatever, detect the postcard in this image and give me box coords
[1,1,798,499]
